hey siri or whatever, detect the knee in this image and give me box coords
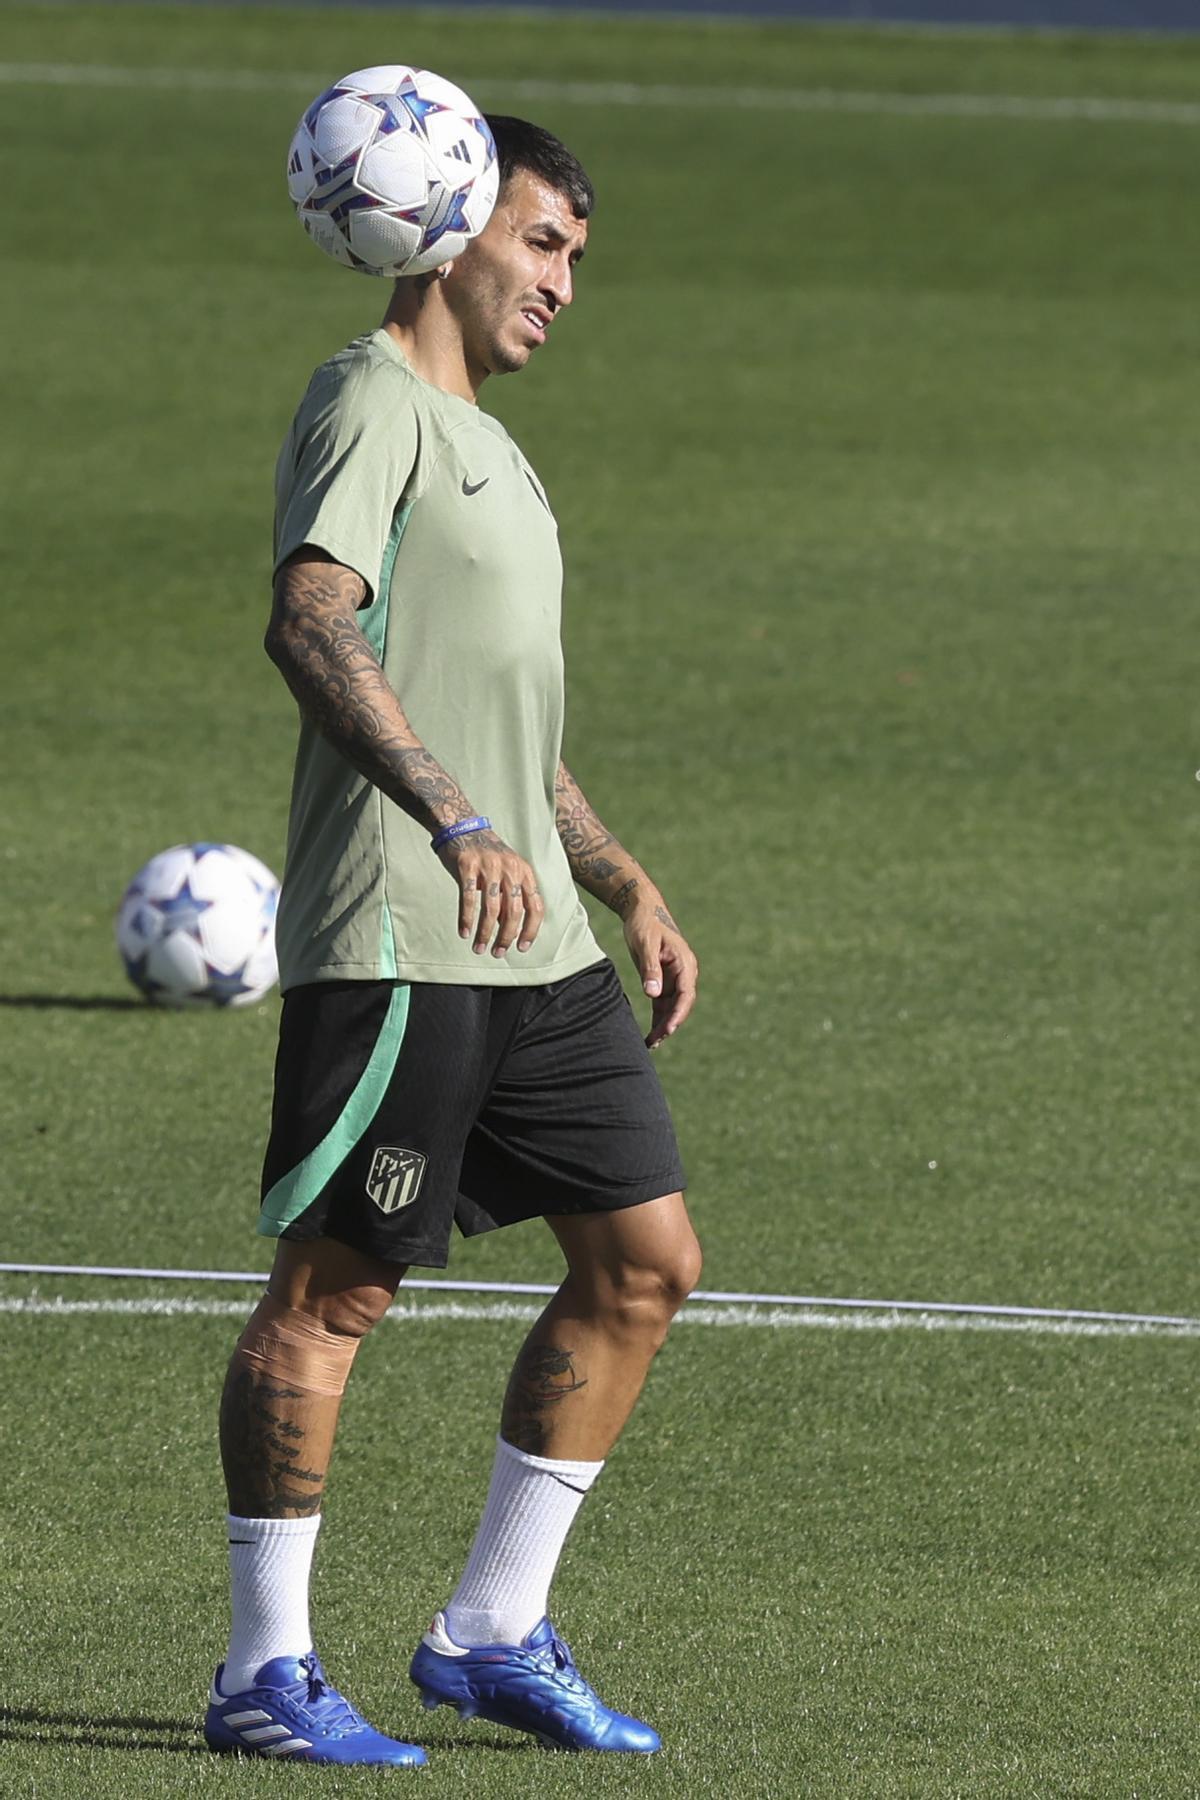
[305,1285,392,1341]
[592,1230,703,1335]
[660,1229,703,1314]
[234,1293,374,1400]
[267,1239,402,1340]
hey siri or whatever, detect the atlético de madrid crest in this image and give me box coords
[365,1145,427,1215]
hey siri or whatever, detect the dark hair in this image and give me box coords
[484,115,595,219]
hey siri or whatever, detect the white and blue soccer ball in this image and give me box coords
[287,65,499,277]
[115,843,280,1008]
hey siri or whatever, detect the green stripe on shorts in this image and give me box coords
[257,983,412,1237]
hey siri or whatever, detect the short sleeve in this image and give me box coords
[273,364,420,598]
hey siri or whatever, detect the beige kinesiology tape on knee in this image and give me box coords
[235,1295,362,1398]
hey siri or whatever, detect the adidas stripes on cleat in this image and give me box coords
[205,1652,427,1766]
[409,1612,660,1753]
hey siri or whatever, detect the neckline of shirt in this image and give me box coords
[368,328,492,422]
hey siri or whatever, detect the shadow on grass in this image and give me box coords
[0,1707,531,1759]
[415,1729,531,1754]
[0,1705,205,1755]
[0,994,147,1012]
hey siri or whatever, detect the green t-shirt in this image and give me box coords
[271,329,602,991]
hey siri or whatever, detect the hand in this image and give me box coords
[623,897,699,1050]
[436,830,544,957]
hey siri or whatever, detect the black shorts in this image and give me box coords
[257,960,685,1269]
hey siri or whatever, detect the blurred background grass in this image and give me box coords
[3,4,1196,1308]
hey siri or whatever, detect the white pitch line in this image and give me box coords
[1,1294,1198,1338]
[0,61,1198,127]
[2,1261,1197,1330]
[0,1260,562,1295]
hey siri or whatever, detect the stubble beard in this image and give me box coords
[488,337,532,376]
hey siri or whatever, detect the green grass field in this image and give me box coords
[2,5,1199,1794]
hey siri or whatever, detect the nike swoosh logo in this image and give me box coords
[462,476,490,496]
[546,1473,589,1496]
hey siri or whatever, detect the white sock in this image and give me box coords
[222,1513,320,1692]
[443,1437,604,1647]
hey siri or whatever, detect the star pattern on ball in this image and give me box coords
[329,189,385,228]
[303,83,351,138]
[151,878,214,938]
[203,965,258,1006]
[126,899,162,943]
[122,950,166,996]
[370,80,448,141]
[420,185,472,253]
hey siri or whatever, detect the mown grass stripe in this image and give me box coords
[2,61,1200,125]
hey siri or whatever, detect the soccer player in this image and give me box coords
[203,116,701,1767]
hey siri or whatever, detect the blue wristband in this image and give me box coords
[430,816,491,853]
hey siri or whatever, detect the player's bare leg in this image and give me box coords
[219,1237,404,1517]
[412,1192,700,1752]
[208,1239,424,1766]
[504,1190,701,1459]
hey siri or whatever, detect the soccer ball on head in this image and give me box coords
[287,65,499,277]
[115,843,280,1008]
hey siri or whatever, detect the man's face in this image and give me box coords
[444,169,589,380]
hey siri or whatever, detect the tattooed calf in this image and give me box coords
[219,1366,326,1518]
[501,1343,589,1457]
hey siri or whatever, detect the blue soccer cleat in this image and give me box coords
[409,1612,660,1753]
[205,1651,427,1765]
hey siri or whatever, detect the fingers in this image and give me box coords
[458,874,480,941]
[645,942,698,1051]
[490,881,523,956]
[473,874,503,955]
[479,865,543,957]
[441,837,542,956]
[517,885,545,954]
[489,874,539,957]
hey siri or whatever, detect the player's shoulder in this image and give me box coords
[291,332,470,491]
[302,330,435,418]
[472,410,516,450]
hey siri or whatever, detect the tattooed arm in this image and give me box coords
[266,547,543,956]
[554,760,698,1047]
[553,759,678,927]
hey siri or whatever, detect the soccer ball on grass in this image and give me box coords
[115,843,280,1008]
[287,65,499,277]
